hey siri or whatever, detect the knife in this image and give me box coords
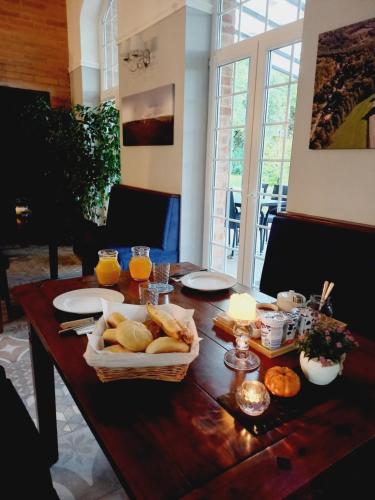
[58,317,96,336]
[170,268,208,279]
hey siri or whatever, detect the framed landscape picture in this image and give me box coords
[309,17,375,149]
[122,84,174,146]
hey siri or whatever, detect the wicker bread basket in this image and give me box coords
[83,301,199,383]
[95,364,189,383]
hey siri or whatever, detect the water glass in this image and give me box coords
[306,294,333,318]
[152,263,174,294]
[138,282,159,305]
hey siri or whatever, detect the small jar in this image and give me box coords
[129,246,152,281]
[306,294,333,318]
[95,249,121,286]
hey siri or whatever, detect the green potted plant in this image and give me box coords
[297,325,359,385]
[24,99,120,223]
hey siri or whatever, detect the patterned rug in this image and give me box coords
[1,246,127,500]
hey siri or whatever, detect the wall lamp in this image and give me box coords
[120,34,151,72]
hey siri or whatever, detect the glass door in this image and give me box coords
[245,40,302,287]
[204,4,303,287]
[204,41,258,281]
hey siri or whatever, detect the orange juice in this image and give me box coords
[129,255,152,281]
[129,246,152,281]
[95,250,121,286]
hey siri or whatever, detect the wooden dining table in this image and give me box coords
[13,263,375,499]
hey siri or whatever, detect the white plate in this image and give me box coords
[180,271,236,291]
[53,288,125,314]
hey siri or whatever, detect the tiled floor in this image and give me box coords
[1,245,128,500]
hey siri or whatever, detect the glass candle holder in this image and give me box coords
[236,380,271,416]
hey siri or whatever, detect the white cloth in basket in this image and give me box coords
[83,299,200,368]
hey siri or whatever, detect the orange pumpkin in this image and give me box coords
[264,366,301,397]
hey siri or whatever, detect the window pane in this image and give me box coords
[216,129,232,159]
[281,162,290,192]
[220,9,240,48]
[232,93,248,126]
[212,217,227,246]
[268,49,291,85]
[291,42,301,80]
[219,63,235,96]
[214,160,230,188]
[211,244,225,272]
[263,125,285,159]
[299,0,306,19]
[221,0,240,11]
[218,96,233,128]
[229,161,243,189]
[284,125,293,159]
[287,82,298,124]
[265,86,288,123]
[234,59,250,93]
[231,128,245,158]
[213,189,227,218]
[267,0,298,30]
[240,1,266,39]
[260,161,281,187]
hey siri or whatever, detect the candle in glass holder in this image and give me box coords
[236,380,270,416]
[228,293,257,322]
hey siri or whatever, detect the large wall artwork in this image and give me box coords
[310,17,375,150]
[122,84,174,146]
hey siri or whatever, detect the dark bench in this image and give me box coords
[74,184,180,275]
[260,213,375,337]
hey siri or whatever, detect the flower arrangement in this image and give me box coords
[297,325,359,366]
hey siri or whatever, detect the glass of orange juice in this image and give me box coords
[129,246,152,281]
[95,249,121,286]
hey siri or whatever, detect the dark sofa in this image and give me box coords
[260,213,375,337]
[74,184,180,275]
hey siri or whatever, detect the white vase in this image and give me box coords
[299,351,341,385]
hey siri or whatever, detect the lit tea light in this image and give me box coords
[236,380,270,416]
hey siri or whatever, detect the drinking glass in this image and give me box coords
[306,294,333,317]
[138,282,159,305]
[151,263,174,294]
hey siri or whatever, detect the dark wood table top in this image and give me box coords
[13,263,375,499]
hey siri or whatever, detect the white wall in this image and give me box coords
[119,5,211,264]
[120,9,186,194]
[118,0,212,40]
[288,0,375,225]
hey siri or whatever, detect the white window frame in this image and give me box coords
[100,0,119,103]
[203,0,303,286]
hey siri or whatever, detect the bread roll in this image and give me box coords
[103,344,128,353]
[103,328,118,345]
[143,319,162,339]
[107,312,127,328]
[146,304,182,340]
[145,337,189,354]
[116,320,153,352]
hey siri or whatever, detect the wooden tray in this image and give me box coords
[212,314,298,358]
